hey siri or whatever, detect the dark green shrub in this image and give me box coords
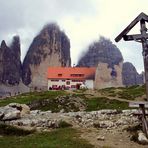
[58,121,72,128]
[0,124,35,136]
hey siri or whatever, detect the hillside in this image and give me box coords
[0,85,147,147]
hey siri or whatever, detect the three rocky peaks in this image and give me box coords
[0,23,144,92]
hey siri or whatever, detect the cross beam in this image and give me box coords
[123,34,148,41]
[115,12,148,42]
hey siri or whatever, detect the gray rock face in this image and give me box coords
[138,131,148,145]
[0,36,22,85]
[77,37,144,86]
[77,36,123,68]
[22,23,71,87]
[0,103,30,121]
[122,62,144,86]
[28,95,86,112]
[6,109,139,130]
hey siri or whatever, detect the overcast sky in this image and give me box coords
[0,0,148,73]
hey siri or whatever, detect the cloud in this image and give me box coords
[0,0,147,72]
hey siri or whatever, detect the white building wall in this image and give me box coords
[48,79,94,90]
[85,80,94,89]
[48,79,84,90]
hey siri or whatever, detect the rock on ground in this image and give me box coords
[0,103,30,121]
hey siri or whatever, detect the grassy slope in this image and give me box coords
[0,85,145,111]
[0,85,145,147]
[0,91,66,107]
[0,128,93,148]
[98,85,146,100]
[85,97,128,111]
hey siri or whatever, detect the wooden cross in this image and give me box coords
[115,12,148,101]
[115,12,148,138]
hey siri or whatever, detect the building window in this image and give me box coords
[70,74,84,77]
[66,81,70,85]
[51,79,59,82]
[52,85,57,88]
[71,85,76,88]
[58,74,62,77]
[72,80,84,82]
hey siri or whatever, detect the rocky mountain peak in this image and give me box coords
[0,36,22,85]
[77,36,123,68]
[1,40,7,49]
[10,36,21,58]
[77,37,144,86]
[122,62,144,86]
[22,23,71,88]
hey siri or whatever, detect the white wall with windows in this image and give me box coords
[48,79,94,90]
[47,79,83,90]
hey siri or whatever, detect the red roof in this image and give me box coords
[47,67,96,80]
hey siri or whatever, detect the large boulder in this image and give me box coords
[22,23,71,89]
[0,103,30,121]
[8,103,30,116]
[0,106,20,121]
[138,131,148,145]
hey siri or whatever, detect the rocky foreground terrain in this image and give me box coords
[0,87,148,148]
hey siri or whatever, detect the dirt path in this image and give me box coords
[85,92,131,103]
[65,90,148,147]
[79,127,148,148]
[68,89,131,103]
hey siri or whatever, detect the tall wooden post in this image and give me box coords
[115,12,148,137]
[140,19,148,101]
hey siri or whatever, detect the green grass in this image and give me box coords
[33,94,86,112]
[0,85,144,111]
[85,97,129,111]
[0,124,35,136]
[0,90,130,111]
[99,87,116,94]
[0,128,94,148]
[0,91,66,107]
[73,88,88,93]
[117,85,145,100]
[99,85,146,100]
[58,121,72,128]
[102,146,113,148]
[0,91,86,112]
